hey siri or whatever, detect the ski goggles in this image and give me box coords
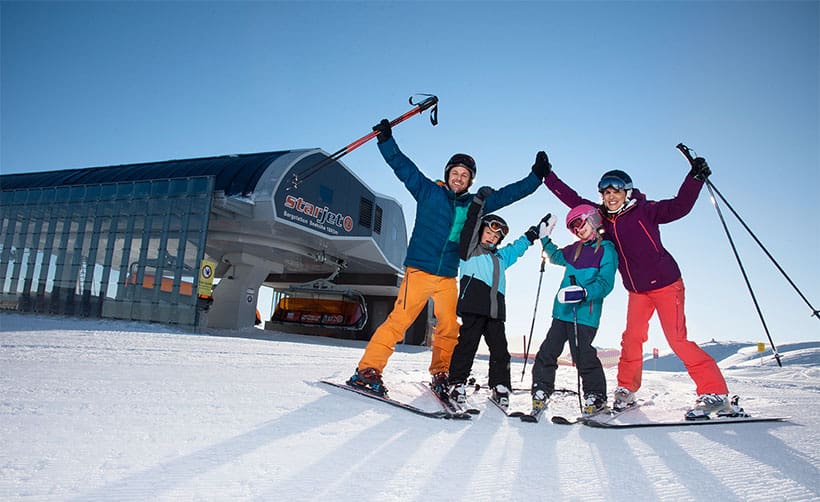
[446,154,476,172]
[598,176,629,192]
[568,216,588,232]
[483,219,509,237]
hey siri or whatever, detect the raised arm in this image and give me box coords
[459,188,492,260]
[537,150,597,209]
[481,152,549,213]
[374,119,435,201]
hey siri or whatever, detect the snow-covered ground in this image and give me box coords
[1,313,818,501]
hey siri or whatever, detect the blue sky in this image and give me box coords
[2,1,818,354]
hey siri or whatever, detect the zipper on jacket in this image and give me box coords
[637,219,660,253]
[459,275,473,300]
[612,218,637,291]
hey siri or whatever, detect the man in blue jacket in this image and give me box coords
[348,119,545,396]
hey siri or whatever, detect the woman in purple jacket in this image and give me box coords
[534,150,735,419]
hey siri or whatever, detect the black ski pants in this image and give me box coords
[448,313,511,389]
[532,318,606,398]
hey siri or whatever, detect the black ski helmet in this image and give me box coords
[597,170,633,192]
[444,153,477,185]
[598,169,634,214]
[480,213,509,245]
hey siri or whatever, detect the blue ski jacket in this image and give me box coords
[378,137,541,278]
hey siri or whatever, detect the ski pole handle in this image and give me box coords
[676,143,696,167]
[289,94,439,189]
[343,96,439,156]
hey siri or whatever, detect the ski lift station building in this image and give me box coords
[0,150,431,344]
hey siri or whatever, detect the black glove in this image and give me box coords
[531,151,552,180]
[525,226,539,243]
[372,119,392,144]
[474,186,494,202]
[689,157,711,181]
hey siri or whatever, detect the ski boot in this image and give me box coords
[582,393,608,416]
[491,384,510,409]
[716,395,750,418]
[531,390,548,415]
[347,367,387,396]
[449,382,467,404]
[685,393,731,420]
[431,372,449,397]
[612,386,636,412]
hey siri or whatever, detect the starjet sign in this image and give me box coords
[282,195,354,235]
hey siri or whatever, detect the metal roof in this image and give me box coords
[0,151,293,196]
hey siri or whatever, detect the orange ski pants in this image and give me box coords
[617,278,728,395]
[358,267,459,375]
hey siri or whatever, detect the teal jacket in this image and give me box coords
[542,237,618,328]
[457,196,534,320]
[378,137,540,277]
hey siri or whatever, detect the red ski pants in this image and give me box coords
[358,267,459,375]
[617,278,728,395]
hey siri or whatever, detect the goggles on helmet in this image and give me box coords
[483,218,509,237]
[446,154,476,174]
[568,216,588,232]
[598,175,629,192]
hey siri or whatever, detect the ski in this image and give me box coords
[580,414,789,429]
[487,396,526,417]
[320,380,471,420]
[519,408,545,423]
[551,403,641,425]
[424,383,479,416]
[521,391,586,423]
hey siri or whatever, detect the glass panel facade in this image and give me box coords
[0,177,214,327]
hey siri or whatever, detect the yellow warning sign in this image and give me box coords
[757,342,766,353]
[198,259,216,297]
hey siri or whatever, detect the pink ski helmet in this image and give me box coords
[566,204,603,241]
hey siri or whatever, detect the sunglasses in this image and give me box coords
[484,219,509,237]
[597,176,629,192]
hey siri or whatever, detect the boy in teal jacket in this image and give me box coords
[447,189,552,407]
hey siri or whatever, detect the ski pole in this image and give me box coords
[289,94,439,190]
[703,182,818,318]
[568,275,583,412]
[520,251,547,382]
[676,143,786,366]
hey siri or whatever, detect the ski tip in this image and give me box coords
[550,415,575,425]
[519,415,540,423]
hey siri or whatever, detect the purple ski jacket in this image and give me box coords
[544,171,705,293]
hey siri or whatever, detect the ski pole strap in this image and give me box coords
[409,94,438,126]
